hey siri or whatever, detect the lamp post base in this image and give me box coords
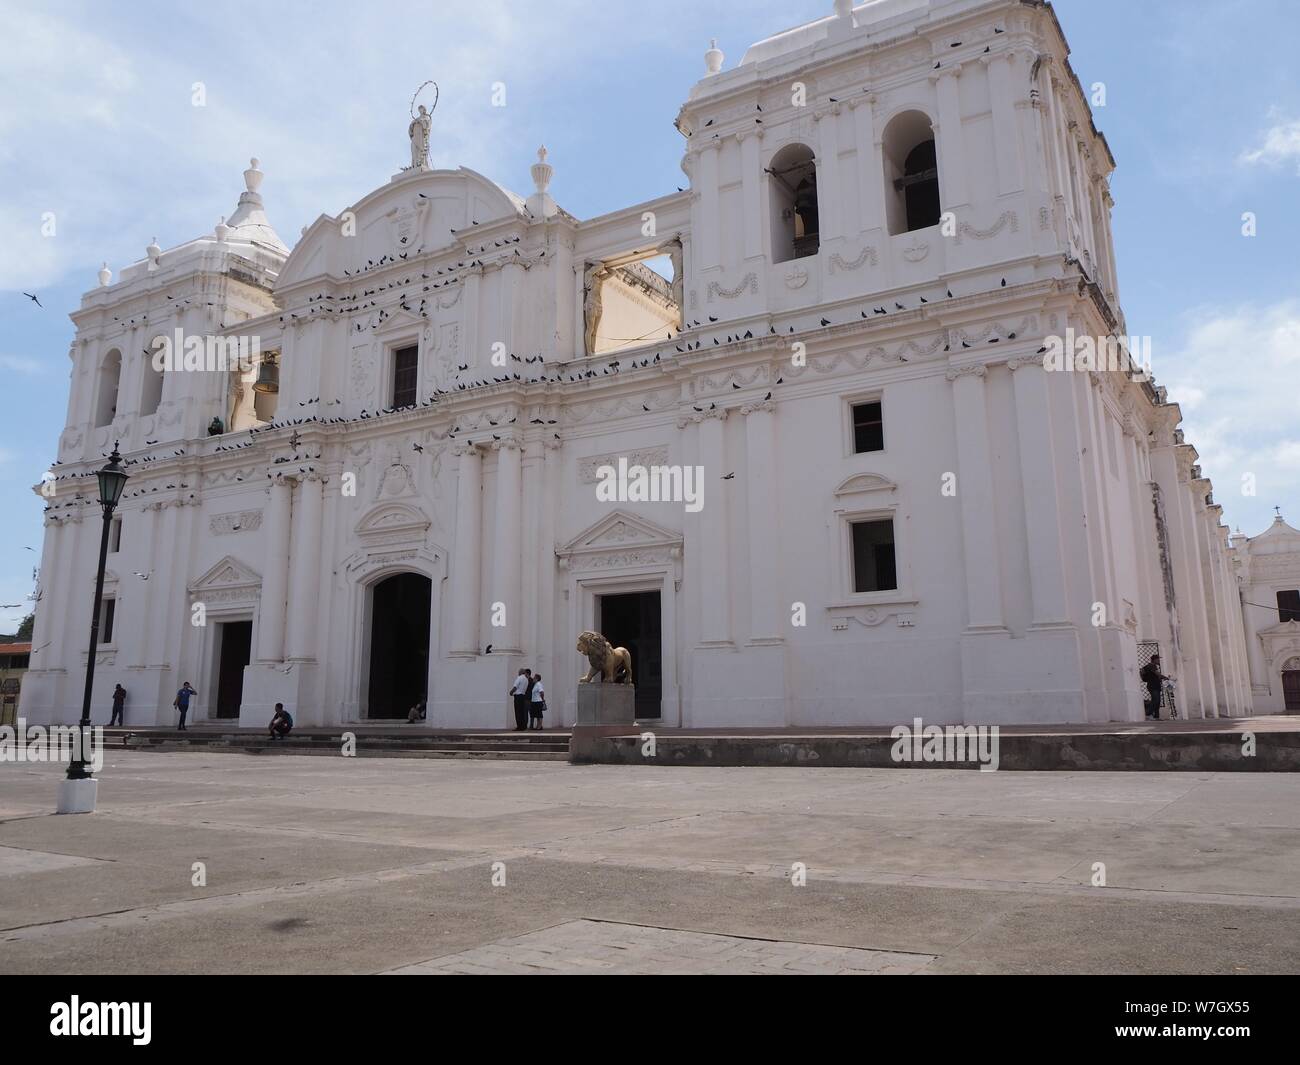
[57,777,98,815]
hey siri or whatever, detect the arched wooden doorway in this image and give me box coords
[1282,657,1300,713]
[367,572,432,720]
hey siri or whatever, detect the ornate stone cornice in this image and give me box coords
[740,399,776,416]
[945,365,987,382]
[676,406,728,428]
[1006,354,1047,372]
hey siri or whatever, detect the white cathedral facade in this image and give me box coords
[21,0,1300,731]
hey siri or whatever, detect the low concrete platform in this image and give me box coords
[74,717,1300,771]
[572,716,1300,772]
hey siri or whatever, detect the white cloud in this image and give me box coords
[1162,300,1300,533]
[1239,116,1300,174]
[0,0,617,294]
[0,353,46,375]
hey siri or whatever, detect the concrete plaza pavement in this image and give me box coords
[0,751,1297,974]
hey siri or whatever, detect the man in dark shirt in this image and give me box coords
[109,684,127,726]
[1139,656,1167,720]
[269,703,293,740]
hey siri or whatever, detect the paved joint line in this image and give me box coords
[0,848,543,940]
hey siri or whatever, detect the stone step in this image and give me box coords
[108,728,571,761]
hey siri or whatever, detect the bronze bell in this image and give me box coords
[253,354,279,394]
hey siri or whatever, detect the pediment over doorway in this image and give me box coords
[188,555,262,602]
[355,501,431,547]
[556,509,682,572]
[834,473,898,497]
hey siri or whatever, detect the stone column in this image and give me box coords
[287,474,323,661]
[256,476,293,663]
[1010,357,1069,625]
[130,506,160,668]
[697,143,721,270]
[739,130,763,260]
[815,105,841,243]
[986,53,1024,196]
[499,261,524,356]
[948,366,1004,630]
[462,267,483,371]
[449,443,483,656]
[850,95,883,234]
[28,520,63,665]
[491,435,523,655]
[742,399,782,642]
[695,408,731,645]
[1041,69,1074,222]
[932,68,967,209]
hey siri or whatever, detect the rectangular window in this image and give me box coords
[1279,590,1300,624]
[851,519,897,593]
[392,346,418,409]
[101,598,116,644]
[852,401,884,454]
[108,516,122,554]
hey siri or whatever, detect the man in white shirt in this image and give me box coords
[509,669,532,731]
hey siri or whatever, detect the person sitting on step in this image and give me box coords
[268,703,293,740]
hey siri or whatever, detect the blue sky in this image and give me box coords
[1,0,1298,634]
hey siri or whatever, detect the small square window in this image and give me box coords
[1279,590,1300,624]
[392,345,419,409]
[852,401,884,454]
[101,598,116,644]
[851,519,897,593]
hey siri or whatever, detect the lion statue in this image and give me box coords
[576,630,633,686]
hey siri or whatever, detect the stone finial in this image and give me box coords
[531,146,553,195]
[705,39,724,75]
[215,216,231,242]
[98,262,111,287]
[146,237,162,268]
[526,145,558,219]
[244,157,264,195]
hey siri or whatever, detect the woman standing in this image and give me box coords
[529,673,547,730]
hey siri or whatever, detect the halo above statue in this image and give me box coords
[410,80,440,120]
[406,81,439,171]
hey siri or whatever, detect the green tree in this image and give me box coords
[17,613,34,640]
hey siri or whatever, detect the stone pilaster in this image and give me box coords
[449,443,483,656]
[490,435,523,655]
[287,474,324,662]
[742,399,782,642]
[1009,357,1069,626]
[255,476,293,663]
[948,366,1004,630]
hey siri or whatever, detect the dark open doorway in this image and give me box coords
[215,620,252,719]
[1284,670,1300,713]
[598,590,662,719]
[368,573,431,719]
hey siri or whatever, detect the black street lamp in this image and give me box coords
[67,443,129,784]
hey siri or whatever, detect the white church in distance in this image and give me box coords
[22,0,1300,731]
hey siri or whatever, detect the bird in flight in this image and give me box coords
[23,292,42,307]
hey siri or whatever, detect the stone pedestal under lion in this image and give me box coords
[570,630,638,762]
